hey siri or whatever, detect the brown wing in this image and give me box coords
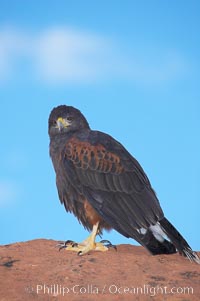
[61,131,164,239]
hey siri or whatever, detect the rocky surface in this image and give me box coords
[0,239,200,300]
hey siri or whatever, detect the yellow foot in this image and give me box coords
[57,239,116,256]
[61,241,108,255]
[57,222,116,256]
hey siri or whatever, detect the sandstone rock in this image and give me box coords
[0,239,200,300]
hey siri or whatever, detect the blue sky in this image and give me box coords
[0,1,200,251]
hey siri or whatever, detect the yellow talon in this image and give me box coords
[60,222,109,255]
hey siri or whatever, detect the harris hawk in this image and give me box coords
[48,105,200,263]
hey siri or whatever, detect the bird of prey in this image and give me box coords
[48,105,199,263]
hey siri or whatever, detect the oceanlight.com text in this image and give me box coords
[24,283,194,296]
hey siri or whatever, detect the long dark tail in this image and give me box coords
[159,217,200,264]
[139,217,200,264]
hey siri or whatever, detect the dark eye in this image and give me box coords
[67,116,73,122]
[52,120,57,126]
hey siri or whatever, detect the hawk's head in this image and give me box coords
[48,105,90,137]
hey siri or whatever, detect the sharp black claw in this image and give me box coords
[57,243,67,251]
[65,240,78,247]
[65,240,76,245]
[100,240,117,251]
[56,240,78,251]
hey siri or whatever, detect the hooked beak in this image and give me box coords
[56,117,70,131]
